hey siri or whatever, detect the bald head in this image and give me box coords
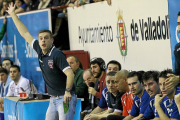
[115,69,129,79]
[83,69,96,86]
[115,69,129,92]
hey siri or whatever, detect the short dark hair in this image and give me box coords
[0,67,8,74]
[10,65,20,72]
[127,71,143,83]
[106,71,117,79]
[142,71,160,84]
[90,57,106,71]
[158,69,173,79]
[178,12,180,16]
[3,58,13,66]
[107,60,121,71]
[3,1,8,4]
[38,29,53,38]
[138,70,145,76]
[15,0,25,4]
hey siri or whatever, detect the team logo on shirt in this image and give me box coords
[128,110,131,114]
[48,59,53,69]
[116,9,128,58]
[112,104,116,107]
[167,108,173,116]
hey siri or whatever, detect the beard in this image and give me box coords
[94,69,102,78]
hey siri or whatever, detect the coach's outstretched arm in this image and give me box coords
[6,2,33,45]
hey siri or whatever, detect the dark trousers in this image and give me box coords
[100,115,125,120]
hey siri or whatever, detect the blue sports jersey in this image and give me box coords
[98,86,109,109]
[160,88,180,119]
[143,97,167,119]
[130,90,150,117]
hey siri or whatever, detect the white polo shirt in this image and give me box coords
[6,76,38,96]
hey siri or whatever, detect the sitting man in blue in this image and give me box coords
[123,71,150,120]
[141,71,162,120]
[84,60,121,120]
[98,86,109,111]
[155,69,180,120]
[0,68,12,97]
[86,71,124,120]
[83,86,109,120]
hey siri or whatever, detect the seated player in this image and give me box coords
[140,71,162,120]
[7,65,38,96]
[155,69,180,120]
[123,71,150,120]
[85,71,124,120]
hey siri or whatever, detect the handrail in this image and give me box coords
[51,5,69,10]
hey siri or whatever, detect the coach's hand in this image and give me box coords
[6,2,16,15]
[166,74,179,90]
[64,91,71,106]
[107,0,111,5]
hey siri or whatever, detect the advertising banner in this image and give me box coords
[68,0,172,71]
[4,97,49,120]
[168,0,180,71]
[0,9,52,93]
[4,97,81,120]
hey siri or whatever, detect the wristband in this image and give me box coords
[65,88,71,92]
